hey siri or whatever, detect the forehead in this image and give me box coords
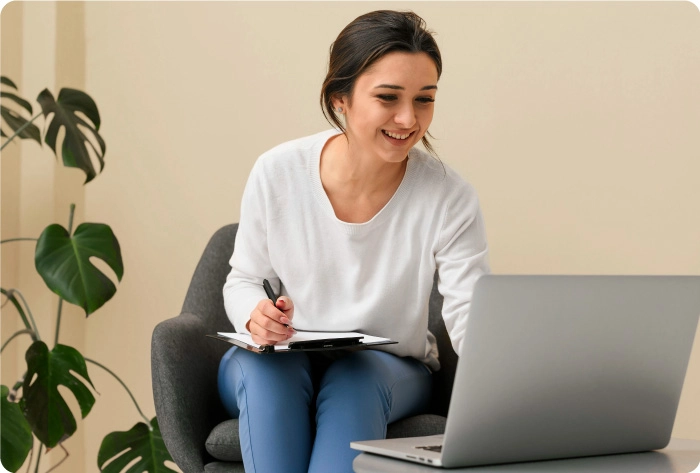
[359,51,439,85]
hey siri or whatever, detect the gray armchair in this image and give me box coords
[151,224,457,472]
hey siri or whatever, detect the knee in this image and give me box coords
[315,351,432,419]
[321,350,400,388]
[223,347,311,382]
[316,352,395,414]
[218,348,314,414]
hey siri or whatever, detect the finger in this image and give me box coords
[250,331,279,345]
[276,296,293,311]
[261,300,290,324]
[249,318,295,342]
[254,299,284,323]
[255,301,297,334]
[275,297,294,322]
[260,299,294,329]
[254,308,289,334]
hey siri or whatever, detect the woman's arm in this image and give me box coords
[222,157,294,341]
[435,182,490,356]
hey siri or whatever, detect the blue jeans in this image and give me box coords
[218,347,432,473]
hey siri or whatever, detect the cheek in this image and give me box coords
[420,106,435,122]
[350,108,391,132]
[418,112,435,134]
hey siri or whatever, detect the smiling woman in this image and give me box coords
[321,51,440,223]
[218,9,490,473]
[4,2,700,473]
[320,10,442,156]
[330,52,437,160]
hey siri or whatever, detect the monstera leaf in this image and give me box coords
[0,76,40,143]
[35,222,123,316]
[36,87,106,183]
[98,418,177,473]
[20,342,95,448]
[1,385,33,472]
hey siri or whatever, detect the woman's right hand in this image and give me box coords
[246,297,296,345]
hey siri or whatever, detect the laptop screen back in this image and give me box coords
[442,275,700,468]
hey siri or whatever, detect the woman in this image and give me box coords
[219,10,489,473]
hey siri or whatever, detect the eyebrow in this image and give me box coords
[374,84,438,91]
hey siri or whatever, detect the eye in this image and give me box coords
[376,94,398,102]
[416,97,435,104]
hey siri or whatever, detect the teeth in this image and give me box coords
[384,130,411,140]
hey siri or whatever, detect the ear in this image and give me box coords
[331,94,349,112]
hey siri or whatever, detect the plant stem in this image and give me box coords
[0,237,38,244]
[0,111,41,151]
[44,444,69,473]
[13,289,41,340]
[85,358,151,427]
[67,203,76,233]
[27,435,36,473]
[54,298,63,347]
[24,439,34,473]
[0,288,39,340]
[54,204,76,347]
[33,444,42,473]
[1,329,35,353]
[12,375,24,394]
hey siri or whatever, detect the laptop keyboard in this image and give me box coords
[415,445,443,453]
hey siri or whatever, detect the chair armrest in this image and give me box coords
[151,312,231,473]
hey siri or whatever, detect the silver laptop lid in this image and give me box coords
[442,275,700,468]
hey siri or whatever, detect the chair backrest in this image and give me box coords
[185,223,457,414]
[181,224,239,330]
[151,224,241,473]
[427,276,457,417]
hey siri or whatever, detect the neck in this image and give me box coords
[323,134,407,195]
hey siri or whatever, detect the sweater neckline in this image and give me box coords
[309,130,418,235]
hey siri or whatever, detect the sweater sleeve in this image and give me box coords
[435,182,490,356]
[222,158,279,334]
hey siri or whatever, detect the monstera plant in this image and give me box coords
[0,76,175,472]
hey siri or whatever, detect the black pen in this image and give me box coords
[263,279,290,328]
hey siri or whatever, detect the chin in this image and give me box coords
[381,150,411,164]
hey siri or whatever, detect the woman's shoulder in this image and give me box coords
[408,147,478,199]
[258,129,338,164]
[248,130,338,184]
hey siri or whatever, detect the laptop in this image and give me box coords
[351,275,700,468]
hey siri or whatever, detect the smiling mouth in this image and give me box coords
[382,130,414,140]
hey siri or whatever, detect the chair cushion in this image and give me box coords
[204,461,246,473]
[386,414,447,439]
[205,414,446,462]
[206,419,242,462]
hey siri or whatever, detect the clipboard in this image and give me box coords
[207,331,397,354]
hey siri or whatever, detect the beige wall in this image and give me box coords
[2,1,87,471]
[2,2,700,472]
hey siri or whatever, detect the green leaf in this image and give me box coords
[19,342,95,448]
[1,385,33,472]
[1,76,18,88]
[0,77,40,145]
[35,222,123,316]
[1,91,33,115]
[36,88,106,184]
[98,418,177,473]
[0,106,41,144]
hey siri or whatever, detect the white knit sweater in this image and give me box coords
[223,130,490,370]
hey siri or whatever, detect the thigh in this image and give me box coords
[308,350,432,473]
[217,346,314,416]
[217,347,315,473]
[318,350,432,423]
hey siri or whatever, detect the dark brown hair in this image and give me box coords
[320,10,442,156]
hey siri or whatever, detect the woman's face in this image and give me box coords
[335,51,438,164]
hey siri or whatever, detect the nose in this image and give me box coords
[394,101,416,128]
